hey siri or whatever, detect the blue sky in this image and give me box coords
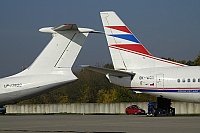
[0,0,200,77]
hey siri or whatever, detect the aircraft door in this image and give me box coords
[156,74,164,89]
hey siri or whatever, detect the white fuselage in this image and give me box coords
[0,70,77,105]
[107,66,200,102]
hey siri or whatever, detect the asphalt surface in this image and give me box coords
[0,114,200,133]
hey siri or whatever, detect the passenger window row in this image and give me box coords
[177,78,200,83]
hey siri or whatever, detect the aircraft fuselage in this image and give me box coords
[0,72,77,106]
[107,66,200,102]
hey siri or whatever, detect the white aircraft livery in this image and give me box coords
[0,24,97,107]
[83,11,200,104]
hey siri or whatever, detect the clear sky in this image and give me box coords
[0,0,200,77]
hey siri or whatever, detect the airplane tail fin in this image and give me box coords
[16,24,98,76]
[100,11,185,70]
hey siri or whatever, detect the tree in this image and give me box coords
[78,85,96,103]
[186,60,194,66]
[194,52,200,66]
[59,96,69,103]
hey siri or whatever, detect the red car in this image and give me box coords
[125,105,145,115]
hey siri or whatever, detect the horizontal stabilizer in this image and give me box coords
[81,65,135,77]
[39,24,103,34]
[52,24,78,31]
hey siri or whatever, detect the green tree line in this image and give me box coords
[19,53,200,104]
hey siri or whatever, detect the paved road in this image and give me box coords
[0,115,200,133]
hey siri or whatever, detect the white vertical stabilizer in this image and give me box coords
[100,11,185,70]
[13,24,95,76]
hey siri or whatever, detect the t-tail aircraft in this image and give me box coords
[83,11,200,115]
[0,24,98,114]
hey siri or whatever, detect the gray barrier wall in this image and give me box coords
[6,102,200,114]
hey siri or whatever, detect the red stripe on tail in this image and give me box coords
[110,44,152,56]
[106,26,132,34]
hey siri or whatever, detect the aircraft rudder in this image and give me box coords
[20,25,95,75]
[100,11,154,70]
[100,11,184,69]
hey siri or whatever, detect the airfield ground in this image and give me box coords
[0,114,199,133]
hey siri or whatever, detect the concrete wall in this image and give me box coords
[6,102,200,114]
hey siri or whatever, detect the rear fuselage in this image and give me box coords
[0,71,77,106]
[107,66,200,102]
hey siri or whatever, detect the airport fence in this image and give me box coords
[6,102,200,114]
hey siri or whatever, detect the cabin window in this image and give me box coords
[193,78,196,82]
[182,78,185,83]
[198,78,200,82]
[177,79,180,83]
[187,78,190,82]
